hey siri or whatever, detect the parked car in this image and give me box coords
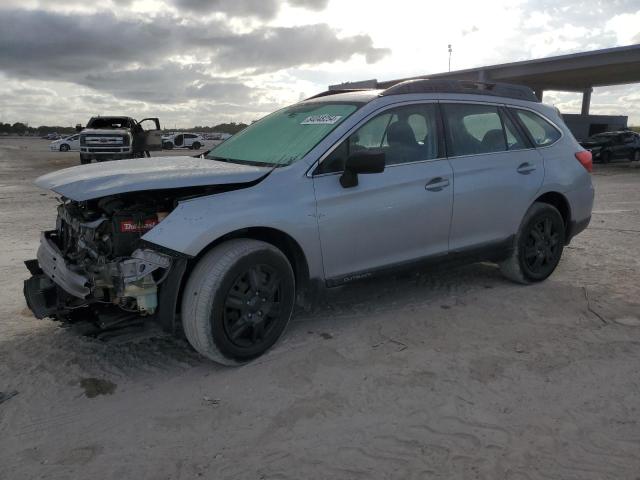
[49,134,80,152]
[580,130,640,163]
[162,132,204,150]
[24,79,594,366]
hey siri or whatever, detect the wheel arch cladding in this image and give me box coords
[187,227,312,306]
[533,191,571,239]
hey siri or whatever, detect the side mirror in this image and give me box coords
[340,150,385,188]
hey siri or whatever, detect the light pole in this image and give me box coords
[448,44,453,72]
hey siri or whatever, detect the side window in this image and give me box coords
[317,104,439,174]
[513,109,561,147]
[442,103,506,156]
[501,111,528,151]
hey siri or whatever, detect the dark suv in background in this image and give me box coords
[580,130,640,163]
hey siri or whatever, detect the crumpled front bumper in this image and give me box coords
[37,231,90,298]
[23,232,91,319]
[23,231,182,324]
[23,262,58,319]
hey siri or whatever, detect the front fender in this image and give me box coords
[142,172,324,279]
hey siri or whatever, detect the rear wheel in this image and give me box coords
[601,150,611,163]
[632,150,640,162]
[500,202,565,284]
[192,141,201,150]
[181,239,296,366]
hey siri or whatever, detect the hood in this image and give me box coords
[35,156,272,201]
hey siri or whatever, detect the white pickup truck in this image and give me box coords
[79,116,162,164]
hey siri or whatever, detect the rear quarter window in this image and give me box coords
[513,109,561,147]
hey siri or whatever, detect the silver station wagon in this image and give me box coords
[24,79,594,365]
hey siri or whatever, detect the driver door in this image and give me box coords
[312,103,453,284]
[138,118,162,151]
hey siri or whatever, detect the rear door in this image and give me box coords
[313,102,453,283]
[139,118,162,151]
[442,102,545,251]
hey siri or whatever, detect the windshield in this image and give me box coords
[207,102,360,166]
[88,117,131,129]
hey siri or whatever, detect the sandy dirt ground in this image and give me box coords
[1,137,639,480]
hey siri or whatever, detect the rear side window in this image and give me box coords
[513,109,561,147]
[442,104,506,156]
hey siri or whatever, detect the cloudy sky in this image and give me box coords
[1,0,640,127]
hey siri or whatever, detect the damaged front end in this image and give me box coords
[24,193,186,334]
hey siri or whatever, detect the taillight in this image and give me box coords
[575,150,592,173]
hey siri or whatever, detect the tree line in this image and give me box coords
[1,121,249,136]
[0,122,76,136]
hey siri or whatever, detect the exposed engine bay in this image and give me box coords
[24,192,181,331]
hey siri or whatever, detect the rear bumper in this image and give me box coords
[567,216,591,243]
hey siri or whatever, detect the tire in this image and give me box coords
[632,150,640,162]
[80,154,90,165]
[601,150,611,163]
[192,142,201,150]
[59,144,70,152]
[181,239,296,366]
[163,142,174,150]
[500,202,566,284]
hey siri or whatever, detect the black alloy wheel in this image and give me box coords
[520,213,564,280]
[222,264,283,350]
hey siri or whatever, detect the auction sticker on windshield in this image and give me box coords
[301,115,343,125]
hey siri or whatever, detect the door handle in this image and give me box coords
[425,177,450,192]
[517,162,536,175]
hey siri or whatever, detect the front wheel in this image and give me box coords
[601,150,611,163]
[181,239,296,365]
[80,154,91,164]
[500,202,565,284]
[163,142,174,150]
[59,144,70,152]
[192,142,201,150]
[632,150,640,162]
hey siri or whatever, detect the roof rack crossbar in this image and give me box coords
[380,79,539,102]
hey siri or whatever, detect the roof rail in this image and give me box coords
[381,79,539,102]
[305,88,374,100]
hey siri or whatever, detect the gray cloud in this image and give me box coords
[82,63,255,104]
[523,0,640,28]
[202,24,390,72]
[0,9,388,88]
[171,0,279,18]
[171,0,328,18]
